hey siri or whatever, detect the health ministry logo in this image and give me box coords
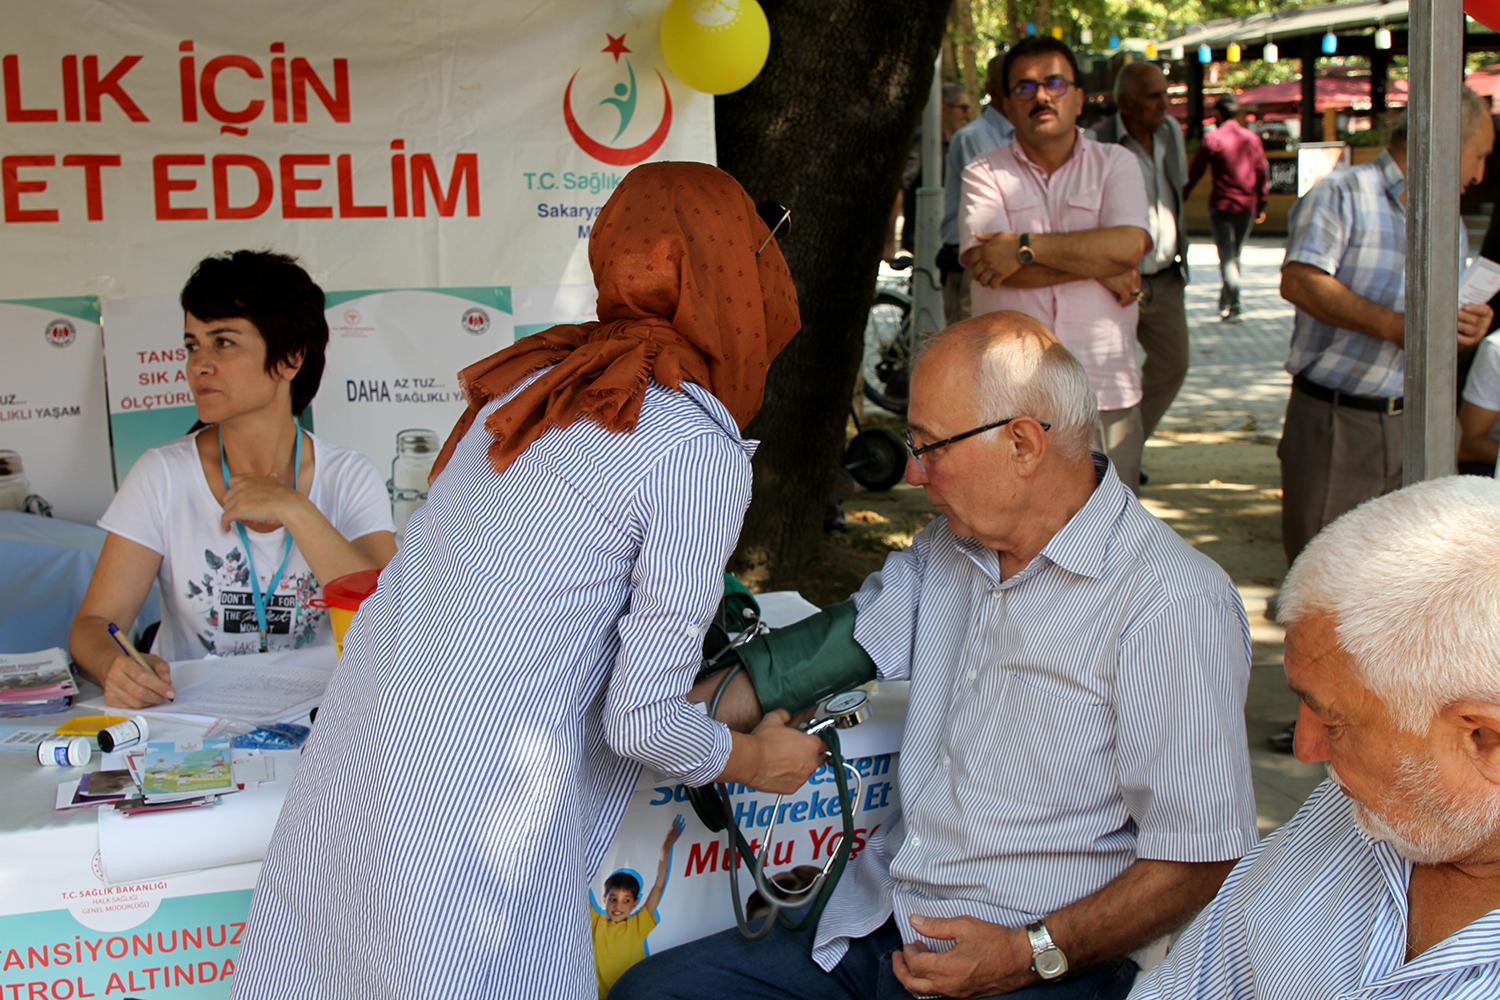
[564,33,673,166]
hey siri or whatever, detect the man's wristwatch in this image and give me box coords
[1017,232,1035,266]
[1025,919,1068,980]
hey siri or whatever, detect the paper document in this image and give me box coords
[1460,257,1500,306]
[78,647,336,724]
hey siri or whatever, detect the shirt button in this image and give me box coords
[967,670,977,681]
[911,835,921,847]
[941,754,951,767]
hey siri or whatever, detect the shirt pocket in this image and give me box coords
[958,670,1114,810]
[1062,186,1104,234]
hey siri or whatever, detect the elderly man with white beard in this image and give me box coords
[1130,475,1500,1000]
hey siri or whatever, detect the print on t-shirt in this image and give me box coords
[186,545,324,654]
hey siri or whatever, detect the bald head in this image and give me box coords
[1115,61,1169,136]
[916,311,1096,461]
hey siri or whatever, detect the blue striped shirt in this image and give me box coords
[231,377,751,1000]
[1131,779,1500,999]
[812,456,1260,970]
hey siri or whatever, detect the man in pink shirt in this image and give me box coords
[960,36,1151,490]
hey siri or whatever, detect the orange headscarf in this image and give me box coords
[429,161,801,483]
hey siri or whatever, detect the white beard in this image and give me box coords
[1328,755,1500,865]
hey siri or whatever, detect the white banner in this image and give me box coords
[0,0,712,301]
[0,300,114,523]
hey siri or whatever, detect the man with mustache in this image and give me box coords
[1131,476,1500,999]
[959,36,1152,492]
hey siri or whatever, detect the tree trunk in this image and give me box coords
[950,0,980,101]
[717,0,950,589]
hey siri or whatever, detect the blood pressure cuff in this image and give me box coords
[732,600,877,715]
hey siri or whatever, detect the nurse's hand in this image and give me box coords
[220,473,312,534]
[746,710,826,794]
[102,652,175,709]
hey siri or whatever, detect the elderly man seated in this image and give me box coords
[1131,475,1500,998]
[613,311,1258,1000]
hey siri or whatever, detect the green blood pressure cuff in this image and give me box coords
[733,600,878,715]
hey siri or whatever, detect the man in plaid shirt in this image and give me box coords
[1278,90,1494,565]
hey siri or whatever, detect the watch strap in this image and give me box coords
[1017,232,1034,265]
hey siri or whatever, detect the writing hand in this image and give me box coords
[102,652,175,709]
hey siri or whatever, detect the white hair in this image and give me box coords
[1113,60,1163,105]
[919,317,1097,462]
[1279,476,1500,731]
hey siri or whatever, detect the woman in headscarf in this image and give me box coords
[230,162,824,999]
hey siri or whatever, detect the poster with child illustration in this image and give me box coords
[591,814,684,998]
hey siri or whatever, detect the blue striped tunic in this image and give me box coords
[230,377,749,1000]
[1132,779,1500,999]
[813,457,1261,969]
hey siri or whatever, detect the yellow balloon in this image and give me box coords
[660,0,771,95]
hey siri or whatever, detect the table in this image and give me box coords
[0,619,909,999]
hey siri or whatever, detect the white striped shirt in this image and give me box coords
[812,457,1260,970]
[1131,779,1500,999]
[231,377,751,1000]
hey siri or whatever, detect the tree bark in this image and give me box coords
[716,0,950,588]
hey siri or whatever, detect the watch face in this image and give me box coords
[823,691,868,715]
[1035,949,1067,979]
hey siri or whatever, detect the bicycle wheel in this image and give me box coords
[860,291,913,415]
[844,427,907,492]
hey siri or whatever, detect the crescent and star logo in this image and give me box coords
[563,33,673,166]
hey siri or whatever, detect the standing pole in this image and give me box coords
[912,52,947,337]
[1404,0,1462,484]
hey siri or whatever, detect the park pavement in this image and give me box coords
[1167,234,1327,834]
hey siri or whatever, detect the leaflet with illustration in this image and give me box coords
[138,739,236,803]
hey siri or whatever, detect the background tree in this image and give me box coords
[720,0,950,587]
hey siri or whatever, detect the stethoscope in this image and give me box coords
[694,616,873,940]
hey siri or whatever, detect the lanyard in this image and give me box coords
[220,428,301,653]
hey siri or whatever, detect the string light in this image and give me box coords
[1198,43,1212,63]
[1227,41,1241,62]
[1172,44,1185,61]
[1109,35,1121,50]
[1322,30,1338,54]
[1080,27,1093,44]
[1375,26,1392,50]
[1263,39,1278,63]
[1051,25,1064,39]
[1146,41,1158,58]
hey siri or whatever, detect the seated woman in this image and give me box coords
[1460,331,1500,477]
[70,251,396,708]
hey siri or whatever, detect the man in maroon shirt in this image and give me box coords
[1185,96,1269,324]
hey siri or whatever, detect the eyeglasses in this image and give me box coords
[1009,77,1079,101]
[944,102,971,112]
[755,200,791,259]
[903,416,1051,471]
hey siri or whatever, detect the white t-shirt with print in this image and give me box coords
[99,431,394,661]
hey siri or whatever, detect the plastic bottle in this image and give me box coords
[37,737,91,767]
